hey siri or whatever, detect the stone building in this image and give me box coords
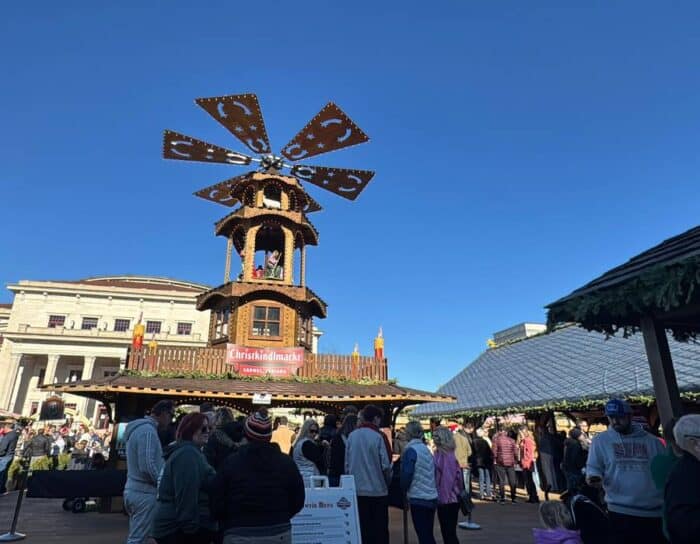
[0,276,212,425]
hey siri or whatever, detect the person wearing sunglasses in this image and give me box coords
[291,419,326,484]
[152,412,216,544]
[665,414,700,544]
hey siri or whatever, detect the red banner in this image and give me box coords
[226,344,304,377]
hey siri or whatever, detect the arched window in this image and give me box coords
[253,224,285,280]
[262,184,282,210]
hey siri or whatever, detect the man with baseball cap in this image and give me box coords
[586,399,666,544]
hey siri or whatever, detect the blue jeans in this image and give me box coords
[409,502,437,544]
[124,488,157,544]
[478,467,492,498]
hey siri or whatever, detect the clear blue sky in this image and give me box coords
[2,2,700,391]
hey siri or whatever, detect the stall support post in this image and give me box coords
[0,470,27,541]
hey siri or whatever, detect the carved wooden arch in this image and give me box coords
[262,179,284,202]
[242,185,256,207]
[231,225,247,254]
[294,230,305,250]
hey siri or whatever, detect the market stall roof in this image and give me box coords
[546,225,700,340]
[44,374,454,410]
[412,324,700,417]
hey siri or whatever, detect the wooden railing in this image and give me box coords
[127,346,388,381]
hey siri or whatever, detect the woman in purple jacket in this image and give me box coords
[432,427,464,544]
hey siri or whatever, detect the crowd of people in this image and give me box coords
[0,418,111,493]
[1,394,698,544]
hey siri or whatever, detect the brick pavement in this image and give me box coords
[0,491,543,543]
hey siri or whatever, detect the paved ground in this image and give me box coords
[0,489,544,543]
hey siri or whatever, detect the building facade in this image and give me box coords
[0,276,212,425]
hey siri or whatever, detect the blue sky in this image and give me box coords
[2,2,700,391]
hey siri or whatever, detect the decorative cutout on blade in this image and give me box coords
[196,94,271,154]
[281,103,369,161]
[291,165,375,201]
[163,130,252,165]
[193,174,251,207]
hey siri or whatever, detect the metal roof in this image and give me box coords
[413,325,700,417]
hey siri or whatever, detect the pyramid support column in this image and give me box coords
[243,226,259,281]
[224,235,233,283]
[283,226,294,284]
[300,245,306,287]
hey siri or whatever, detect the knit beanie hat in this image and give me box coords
[244,408,272,442]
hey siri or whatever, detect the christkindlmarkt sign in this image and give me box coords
[226,344,305,377]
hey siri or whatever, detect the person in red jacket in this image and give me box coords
[518,428,539,503]
[492,429,518,503]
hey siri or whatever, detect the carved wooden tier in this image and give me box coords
[195,172,322,214]
[197,281,326,317]
[127,346,387,381]
[214,207,318,246]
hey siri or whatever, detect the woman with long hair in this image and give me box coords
[518,427,540,503]
[203,407,238,470]
[329,415,358,486]
[433,427,464,544]
[291,419,325,483]
[152,412,216,544]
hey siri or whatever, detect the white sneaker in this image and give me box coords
[458,521,481,530]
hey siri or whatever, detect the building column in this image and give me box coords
[6,353,24,411]
[300,245,306,287]
[82,356,97,421]
[44,354,61,388]
[224,235,233,283]
[640,316,682,427]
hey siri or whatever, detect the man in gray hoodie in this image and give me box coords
[123,400,174,544]
[586,399,665,544]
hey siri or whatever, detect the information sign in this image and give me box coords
[291,475,361,544]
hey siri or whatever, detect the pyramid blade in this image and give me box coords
[193,174,252,207]
[196,94,272,154]
[163,130,252,166]
[281,103,369,161]
[291,165,375,201]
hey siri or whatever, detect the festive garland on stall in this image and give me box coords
[122,368,397,386]
[546,256,700,342]
[425,392,700,420]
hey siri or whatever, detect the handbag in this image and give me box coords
[458,488,472,516]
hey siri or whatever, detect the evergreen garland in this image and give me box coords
[547,256,700,342]
[122,368,397,386]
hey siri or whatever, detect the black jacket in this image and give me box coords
[204,429,238,471]
[562,438,587,473]
[328,434,347,478]
[472,437,493,468]
[0,430,19,457]
[665,452,700,544]
[211,441,305,530]
[25,434,51,458]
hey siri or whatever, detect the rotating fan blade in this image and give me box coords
[281,103,369,161]
[195,94,272,154]
[291,165,375,201]
[163,130,253,166]
[193,174,251,207]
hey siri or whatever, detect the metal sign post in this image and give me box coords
[0,468,28,541]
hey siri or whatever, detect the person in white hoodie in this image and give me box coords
[585,399,665,544]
